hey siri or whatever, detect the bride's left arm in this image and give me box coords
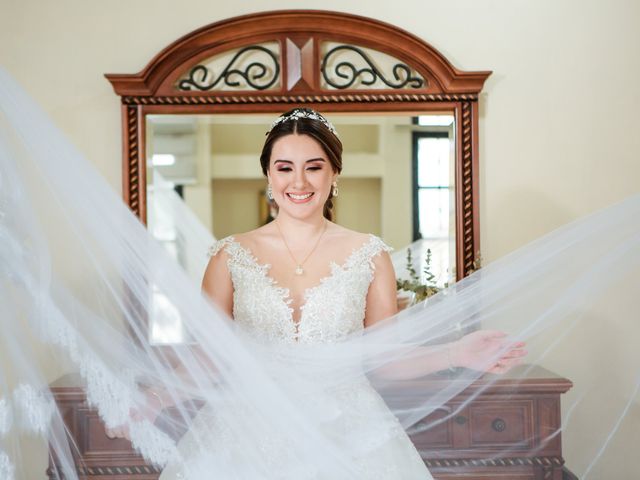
[363,250,399,327]
[363,252,526,378]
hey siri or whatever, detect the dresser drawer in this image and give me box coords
[468,399,534,449]
[407,406,455,449]
[76,408,142,457]
[410,398,535,453]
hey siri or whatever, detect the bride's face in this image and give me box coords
[267,133,336,220]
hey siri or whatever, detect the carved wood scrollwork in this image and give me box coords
[106,10,490,280]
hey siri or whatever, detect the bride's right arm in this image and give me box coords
[201,248,234,317]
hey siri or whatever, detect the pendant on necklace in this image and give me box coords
[295,265,304,275]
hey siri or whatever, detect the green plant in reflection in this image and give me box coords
[396,248,441,304]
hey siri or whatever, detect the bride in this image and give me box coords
[114,108,525,479]
[2,69,638,478]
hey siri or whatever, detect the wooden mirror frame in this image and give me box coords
[106,9,490,279]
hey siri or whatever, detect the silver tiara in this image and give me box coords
[268,108,339,137]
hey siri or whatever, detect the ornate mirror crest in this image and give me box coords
[106,10,490,279]
[320,43,426,91]
[177,43,282,92]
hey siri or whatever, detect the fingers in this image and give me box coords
[501,348,528,359]
[105,404,153,441]
[498,340,525,349]
[488,356,524,374]
[497,340,527,355]
[105,425,131,441]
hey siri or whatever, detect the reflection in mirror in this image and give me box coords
[413,114,456,289]
[146,113,456,343]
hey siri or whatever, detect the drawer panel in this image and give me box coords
[408,407,454,449]
[78,408,142,457]
[468,400,534,449]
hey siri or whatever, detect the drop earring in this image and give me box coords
[267,184,273,200]
[332,181,339,197]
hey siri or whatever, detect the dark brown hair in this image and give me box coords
[260,108,343,221]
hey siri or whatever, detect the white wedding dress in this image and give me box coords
[159,234,433,479]
[3,68,639,479]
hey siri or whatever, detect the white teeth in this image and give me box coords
[288,193,313,200]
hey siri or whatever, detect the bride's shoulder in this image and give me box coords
[210,225,280,259]
[233,224,278,249]
[208,229,261,258]
[325,224,390,253]
[326,224,367,244]
[208,235,237,258]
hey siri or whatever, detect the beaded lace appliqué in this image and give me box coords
[0,450,14,480]
[208,234,392,344]
[177,235,430,480]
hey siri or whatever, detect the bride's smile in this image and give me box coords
[286,191,313,202]
[267,132,337,218]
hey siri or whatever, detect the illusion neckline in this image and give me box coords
[228,233,378,295]
[226,233,379,331]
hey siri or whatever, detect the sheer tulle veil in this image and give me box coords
[1,66,639,478]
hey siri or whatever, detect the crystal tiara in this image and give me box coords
[268,108,339,137]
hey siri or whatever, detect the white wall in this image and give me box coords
[2,0,639,477]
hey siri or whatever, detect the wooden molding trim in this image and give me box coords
[46,457,563,477]
[120,92,479,105]
[423,455,564,468]
[47,465,161,477]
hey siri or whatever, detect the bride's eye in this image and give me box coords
[306,166,322,171]
[277,167,292,172]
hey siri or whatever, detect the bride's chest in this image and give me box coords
[227,255,375,344]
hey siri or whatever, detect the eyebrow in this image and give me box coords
[274,158,326,165]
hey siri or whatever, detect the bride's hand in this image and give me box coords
[451,330,527,374]
[105,389,164,441]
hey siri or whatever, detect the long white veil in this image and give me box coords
[1,66,639,479]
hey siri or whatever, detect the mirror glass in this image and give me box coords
[146,113,456,342]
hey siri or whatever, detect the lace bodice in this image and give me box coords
[208,234,392,344]
[161,236,432,480]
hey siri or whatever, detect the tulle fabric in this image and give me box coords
[1,66,639,479]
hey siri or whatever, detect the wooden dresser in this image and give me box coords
[48,366,575,479]
[403,366,575,479]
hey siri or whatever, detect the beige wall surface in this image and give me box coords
[211,178,268,238]
[3,0,637,261]
[2,0,639,477]
[333,177,383,236]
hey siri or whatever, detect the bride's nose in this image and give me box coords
[293,168,308,190]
